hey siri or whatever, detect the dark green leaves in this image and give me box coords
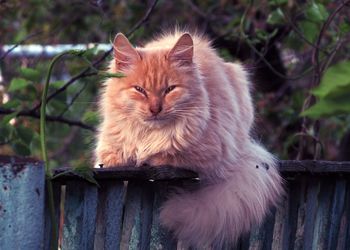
[16,125,34,145]
[298,21,319,43]
[267,8,285,25]
[19,67,41,82]
[268,0,288,6]
[82,111,99,126]
[313,61,350,98]
[8,78,29,92]
[52,166,99,186]
[1,99,21,109]
[1,112,19,125]
[13,140,31,156]
[305,3,329,23]
[98,72,125,79]
[302,61,350,118]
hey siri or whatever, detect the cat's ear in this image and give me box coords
[168,33,193,64]
[113,33,140,70]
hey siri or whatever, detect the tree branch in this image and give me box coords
[0,31,42,61]
[297,0,350,160]
[30,0,159,113]
[0,108,95,131]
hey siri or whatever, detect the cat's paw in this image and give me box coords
[146,153,173,167]
[97,151,123,168]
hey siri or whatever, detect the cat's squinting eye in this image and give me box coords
[134,86,147,96]
[165,85,176,95]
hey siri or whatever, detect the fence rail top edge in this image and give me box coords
[50,160,350,182]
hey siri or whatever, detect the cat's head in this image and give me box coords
[105,33,207,128]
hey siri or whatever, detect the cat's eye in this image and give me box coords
[165,85,176,95]
[134,86,147,96]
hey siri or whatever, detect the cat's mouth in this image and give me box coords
[143,115,172,125]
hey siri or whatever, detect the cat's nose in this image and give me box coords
[150,105,162,116]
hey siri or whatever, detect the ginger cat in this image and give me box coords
[95,31,283,248]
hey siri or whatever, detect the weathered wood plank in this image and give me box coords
[279,160,350,174]
[341,180,350,250]
[326,179,346,250]
[303,177,320,250]
[279,178,300,250]
[94,180,125,250]
[53,161,350,183]
[3,156,350,250]
[54,166,198,181]
[248,223,265,250]
[61,181,98,250]
[44,181,61,250]
[336,180,350,250]
[150,182,177,250]
[271,195,287,250]
[0,159,45,250]
[139,183,154,250]
[262,207,276,250]
[120,181,143,250]
[311,178,334,250]
[293,178,307,250]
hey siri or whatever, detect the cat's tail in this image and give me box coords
[159,142,283,248]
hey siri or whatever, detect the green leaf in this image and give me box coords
[73,166,99,186]
[305,3,329,22]
[0,124,13,142]
[1,112,19,125]
[16,125,34,144]
[302,78,350,119]
[256,29,278,41]
[98,72,125,78]
[301,89,350,118]
[302,61,350,118]
[312,61,350,98]
[47,99,67,114]
[8,78,29,92]
[298,21,318,42]
[268,0,288,6]
[82,111,99,125]
[339,22,350,35]
[19,67,41,82]
[50,80,65,89]
[2,99,21,109]
[267,8,285,25]
[12,140,31,156]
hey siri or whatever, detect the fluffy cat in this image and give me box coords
[95,31,283,248]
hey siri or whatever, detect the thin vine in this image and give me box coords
[40,50,84,250]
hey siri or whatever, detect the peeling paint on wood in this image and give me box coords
[62,181,98,250]
[94,180,125,250]
[2,158,350,249]
[0,158,45,250]
[44,182,61,250]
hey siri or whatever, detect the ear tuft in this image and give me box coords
[113,33,140,70]
[168,33,193,64]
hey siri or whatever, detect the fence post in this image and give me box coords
[0,157,45,250]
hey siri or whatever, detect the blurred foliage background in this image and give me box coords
[0,0,349,168]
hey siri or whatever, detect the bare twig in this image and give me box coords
[58,82,89,118]
[282,11,328,53]
[0,108,95,131]
[237,0,316,81]
[30,0,159,113]
[297,0,350,160]
[0,31,42,61]
[125,0,159,37]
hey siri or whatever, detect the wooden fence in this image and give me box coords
[1,156,350,250]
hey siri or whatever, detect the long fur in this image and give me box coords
[95,30,283,248]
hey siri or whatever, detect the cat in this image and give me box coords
[95,31,283,248]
